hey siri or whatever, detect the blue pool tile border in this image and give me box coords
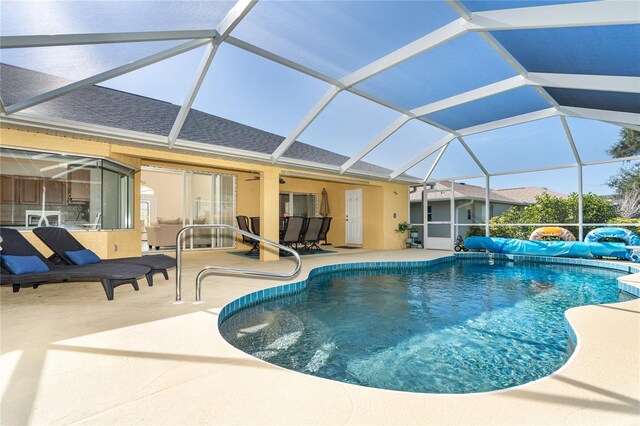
[218,253,639,326]
[218,255,453,325]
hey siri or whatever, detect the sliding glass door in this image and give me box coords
[188,172,236,249]
[142,166,236,251]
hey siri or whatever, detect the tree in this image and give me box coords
[608,163,640,198]
[617,186,640,218]
[607,129,640,216]
[607,128,640,158]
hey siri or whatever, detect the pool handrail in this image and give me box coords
[174,224,301,303]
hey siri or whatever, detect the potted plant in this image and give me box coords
[409,225,419,239]
[396,222,411,234]
[396,222,414,246]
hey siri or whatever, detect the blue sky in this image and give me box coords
[1,0,636,195]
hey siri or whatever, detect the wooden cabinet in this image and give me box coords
[0,175,16,204]
[43,179,66,205]
[1,176,42,205]
[1,176,67,205]
[68,170,90,202]
[0,172,90,207]
[17,178,41,205]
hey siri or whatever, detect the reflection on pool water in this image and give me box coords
[219,259,636,393]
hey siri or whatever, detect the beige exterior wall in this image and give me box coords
[259,170,280,261]
[20,229,139,260]
[1,128,410,259]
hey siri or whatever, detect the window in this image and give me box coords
[0,147,134,230]
[279,192,318,217]
[467,209,472,220]
[427,205,432,222]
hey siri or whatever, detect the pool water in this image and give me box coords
[219,259,635,393]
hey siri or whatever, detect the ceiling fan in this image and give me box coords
[245,172,286,184]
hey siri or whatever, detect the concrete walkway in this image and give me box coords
[1,249,638,425]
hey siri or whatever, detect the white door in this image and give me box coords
[345,189,363,245]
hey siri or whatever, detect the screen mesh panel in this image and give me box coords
[424,86,550,131]
[231,1,459,78]
[188,43,330,139]
[355,32,518,110]
[546,88,640,114]
[491,25,640,77]
[360,120,449,172]
[463,117,577,174]
[0,0,235,35]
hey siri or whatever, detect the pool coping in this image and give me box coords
[216,252,639,396]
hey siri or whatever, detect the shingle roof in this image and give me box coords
[0,64,395,177]
[410,181,567,205]
[494,187,569,204]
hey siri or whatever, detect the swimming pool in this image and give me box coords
[219,257,637,394]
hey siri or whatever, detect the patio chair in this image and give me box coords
[236,215,259,255]
[0,228,149,300]
[301,217,324,252]
[280,216,305,251]
[318,217,332,246]
[250,217,260,237]
[33,227,175,286]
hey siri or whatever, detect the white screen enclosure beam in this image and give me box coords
[167,0,258,149]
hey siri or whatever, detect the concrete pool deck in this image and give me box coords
[1,248,639,425]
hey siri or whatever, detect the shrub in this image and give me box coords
[487,192,618,240]
[465,226,485,238]
[605,217,640,235]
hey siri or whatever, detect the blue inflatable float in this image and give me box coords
[584,227,640,246]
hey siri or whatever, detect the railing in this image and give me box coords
[174,224,301,304]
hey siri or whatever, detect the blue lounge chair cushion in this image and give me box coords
[1,255,49,274]
[65,249,101,265]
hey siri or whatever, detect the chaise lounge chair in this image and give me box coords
[0,228,150,300]
[32,227,176,286]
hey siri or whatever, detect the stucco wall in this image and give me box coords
[1,128,410,258]
[20,228,140,260]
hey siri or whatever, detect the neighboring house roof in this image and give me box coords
[0,64,398,178]
[494,187,569,204]
[410,181,567,205]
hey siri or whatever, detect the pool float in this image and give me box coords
[529,227,576,241]
[584,227,640,245]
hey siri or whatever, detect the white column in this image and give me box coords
[485,175,490,237]
[560,115,583,241]
[450,181,455,248]
[407,186,412,226]
[423,182,428,250]
[578,165,584,241]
